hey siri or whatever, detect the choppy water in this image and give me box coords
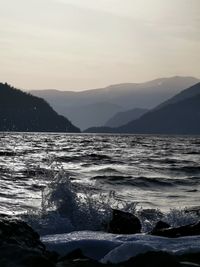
[0,133,200,216]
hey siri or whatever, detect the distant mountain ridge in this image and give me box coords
[57,102,123,130]
[104,108,148,127]
[156,82,200,110]
[0,83,80,132]
[30,76,199,130]
[85,82,200,135]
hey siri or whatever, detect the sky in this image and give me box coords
[0,0,200,91]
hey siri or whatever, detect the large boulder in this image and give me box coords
[0,216,56,267]
[0,245,55,267]
[108,209,141,234]
[0,217,44,251]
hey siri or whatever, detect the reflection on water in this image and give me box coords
[0,133,200,214]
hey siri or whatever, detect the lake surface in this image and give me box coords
[0,133,200,216]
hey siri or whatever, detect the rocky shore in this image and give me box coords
[0,211,200,267]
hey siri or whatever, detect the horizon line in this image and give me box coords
[19,75,200,92]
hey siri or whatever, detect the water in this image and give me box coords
[0,133,200,217]
[1,130,200,260]
[42,231,200,263]
[1,132,200,260]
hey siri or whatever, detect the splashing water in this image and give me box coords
[23,166,199,235]
[23,167,137,234]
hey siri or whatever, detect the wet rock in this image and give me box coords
[0,244,55,267]
[151,221,200,238]
[56,249,114,267]
[123,251,181,267]
[0,217,55,267]
[180,262,200,267]
[45,250,59,263]
[108,209,141,234]
[151,221,170,234]
[0,217,45,251]
[57,258,112,267]
[178,252,200,265]
[58,249,115,267]
[59,249,88,261]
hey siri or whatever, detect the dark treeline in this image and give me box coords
[0,83,80,132]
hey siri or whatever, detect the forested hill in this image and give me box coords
[0,83,80,132]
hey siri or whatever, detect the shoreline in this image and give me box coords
[0,212,200,267]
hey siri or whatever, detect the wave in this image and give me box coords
[0,151,16,156]
[91,175,200,188]
[91,175,133,184]
[95,167,123,174]
[169,166,200,174]
[55,153,118,164]
[22,169,200,236]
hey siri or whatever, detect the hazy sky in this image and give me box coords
[1,0,199,90]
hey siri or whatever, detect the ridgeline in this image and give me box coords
[0,83,80,133]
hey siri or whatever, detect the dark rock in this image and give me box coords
[20,254,56,267]
[123,251,181,267]
[58,249,116,267]
[0,217,45,251]
[180,262,200,267]
[178,253,200,265]
[0,217,56,267]
[151,221,200,238]
[59,249,88,261]
[0,244,55,267]
[45,250,60,263]
[151,221,170,234]
[108,209,141,234]
[57,258,112,267]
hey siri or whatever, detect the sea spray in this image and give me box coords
[138,207,200,233]
[22,166,199,235]
[41,167,114,231]
[23,167,136,234]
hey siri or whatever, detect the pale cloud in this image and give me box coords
[0,0,199,90]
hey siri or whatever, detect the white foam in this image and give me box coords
[42,231,200,264]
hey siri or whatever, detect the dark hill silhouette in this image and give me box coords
[0,83,80,132]
[30,76,199,129]
[85,82,200,135]
[104,108,148,127]
[156,82,200,110]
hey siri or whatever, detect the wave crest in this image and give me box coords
[23,168,199,236]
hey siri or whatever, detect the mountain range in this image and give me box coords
[0,83,80,132]
[1,76,200,135]
[104,108,148,128]
[30,76,199,130]
[85,82,200,135]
